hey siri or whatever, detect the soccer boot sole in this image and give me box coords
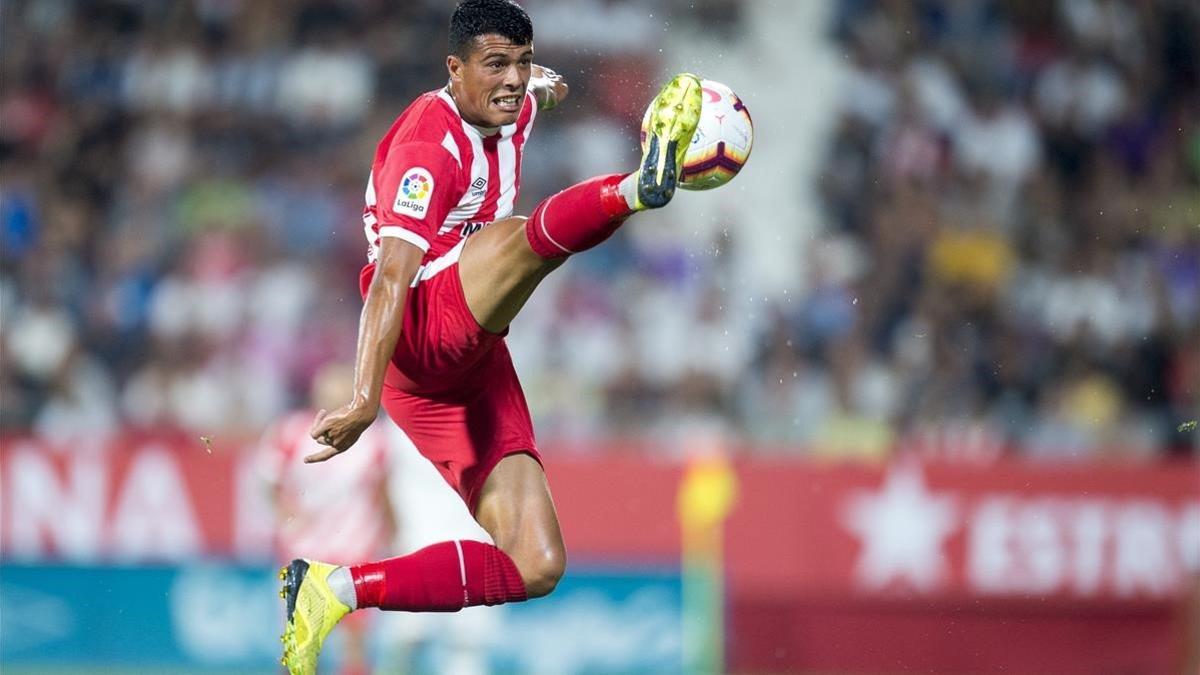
[637,73,703,209]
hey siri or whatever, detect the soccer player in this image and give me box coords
[279,0,706,672]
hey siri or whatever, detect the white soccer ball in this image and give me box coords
[641,78,754,191]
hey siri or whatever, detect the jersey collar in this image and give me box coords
[439,85,502,137]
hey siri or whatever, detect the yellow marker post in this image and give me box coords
[678,454,738,674]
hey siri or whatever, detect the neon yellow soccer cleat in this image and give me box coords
[636,73,703,209]
[279,559,351,675]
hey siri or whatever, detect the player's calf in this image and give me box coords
[347,540,528,611]
[523,73,703,260]
[277,542,534,673]
[523,173,631,258]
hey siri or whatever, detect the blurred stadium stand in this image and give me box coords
[2,0,1197,458]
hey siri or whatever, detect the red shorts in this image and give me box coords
[359,252,540,512]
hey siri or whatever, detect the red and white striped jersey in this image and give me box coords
[362,87,539,264]
[257,411,393,564]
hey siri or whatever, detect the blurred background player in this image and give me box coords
[258,363,393,675]
[378,422,496,675]
[261,363,495,675]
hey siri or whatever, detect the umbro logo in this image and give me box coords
[470,177,487,195]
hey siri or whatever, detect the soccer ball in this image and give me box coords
[641,78,754,191]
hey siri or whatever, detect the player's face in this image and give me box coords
[448,35,533,127]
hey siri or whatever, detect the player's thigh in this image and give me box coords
[473,453,566,593]
[458,216,565,333]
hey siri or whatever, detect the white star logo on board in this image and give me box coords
[841,464,959,592]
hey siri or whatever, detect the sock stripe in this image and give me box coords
[349,541,528,611]
[537,194,576,254]
[454,539,469,605]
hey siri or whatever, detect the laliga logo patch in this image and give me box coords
[394,167,434,218]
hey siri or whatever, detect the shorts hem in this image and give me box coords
[466,447,544,515]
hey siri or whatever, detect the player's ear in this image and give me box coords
[447,54,465,83]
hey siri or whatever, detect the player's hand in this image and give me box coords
[306,404,376,463]
[532,64,560,82]
[530,64,567,110]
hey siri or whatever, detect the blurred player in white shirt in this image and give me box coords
[261,363,495,674]
[259,364,392,675]
[380,421,496,675]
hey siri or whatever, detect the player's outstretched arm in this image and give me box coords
[530,64,568,110]
[307,238,423,462]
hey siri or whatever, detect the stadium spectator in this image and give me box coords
[0,0,1195,458]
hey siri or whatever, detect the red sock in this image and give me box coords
[349,541,527,611]
[525,173,633,259]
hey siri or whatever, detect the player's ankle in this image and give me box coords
[597,173,639,215]
[327,566,358,610]
[616,172,644,211]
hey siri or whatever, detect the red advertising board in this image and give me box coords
[0,433,273,562]
[2,434,1197,673]
[543,450,1199,674]
[542,452,1199,601]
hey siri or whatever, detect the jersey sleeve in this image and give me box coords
[524,90,539,128]
[370,141,462,252]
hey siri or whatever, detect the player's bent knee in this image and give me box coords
[466,215,561,275]
[517,545,566,598]
[509,215,566,273]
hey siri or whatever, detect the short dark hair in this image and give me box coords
[448,0,533,60]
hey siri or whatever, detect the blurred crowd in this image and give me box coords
[802,0,1200,460]
[1,0,1196,460]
